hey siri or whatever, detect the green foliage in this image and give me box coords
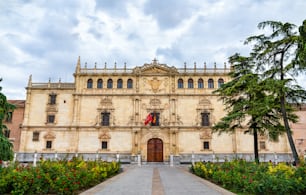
[191,160,306,195]
[0,158,120,194]
[0,78,16,161]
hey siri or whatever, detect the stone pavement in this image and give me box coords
[80,164,236,195]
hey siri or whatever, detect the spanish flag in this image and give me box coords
[144,113,153,125]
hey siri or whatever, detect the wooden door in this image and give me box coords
[147,138,163,162]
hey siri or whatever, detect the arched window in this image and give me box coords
[208,79,214,88]
[117,79,123,88]
[188,79,194,88]
[178,79,184,88]
[127,79,133,88]
[87,79,93,88]
[198,78,204,88]
[97,79,103,88]
[218,78,224,88]
[107,79,113,89]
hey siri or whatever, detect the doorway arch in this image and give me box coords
[147,138,163,162]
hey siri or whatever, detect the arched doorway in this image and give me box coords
[147,138,163,162]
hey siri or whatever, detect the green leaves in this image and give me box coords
[0,78,16,161]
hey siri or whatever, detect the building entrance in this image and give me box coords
[147,138,163,162]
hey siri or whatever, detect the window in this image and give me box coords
[198,79,204,88]
[150,112,160,126]
[178,79,184,88]
[101,112,110,126]
[188,79,194,88]
[259,141,266,150]
[201,112,210,126]
[97,79,103,88]
[47,115,55,123]
[203,141,210,150]
[46,141,52,149]
[102,141,108,149]
[49,94,57,105]
[127,79,133,88]
[107,79,113,88]
[208,79,214,88]
[218,78,224,88]
[33,132,40,141]
[4,129,10,138]
[5,111,13,122]
[117,79,123,88]
[87,79,93,88]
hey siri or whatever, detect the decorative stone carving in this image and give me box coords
[200,130,212,139]
[99,131,111,140]
[44,131,56,140]
[148,77,162,93]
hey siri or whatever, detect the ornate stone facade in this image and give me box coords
[18,58,293,163]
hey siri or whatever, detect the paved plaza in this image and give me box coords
[80,164,235,195]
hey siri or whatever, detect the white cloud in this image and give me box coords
[0,0,305,99]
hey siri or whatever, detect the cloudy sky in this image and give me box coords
[1,0,305,99]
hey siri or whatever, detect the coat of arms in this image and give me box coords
[148,77,162,93]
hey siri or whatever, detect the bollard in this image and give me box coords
[54,151,58,161]
[170,154,174,167]
[33,151,37,167]
[191,151,195,166]
[116,153,120,162]
[137,154,141,166]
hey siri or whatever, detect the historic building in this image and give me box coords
[3,100,25,152]
[18,57,294,163]
[291,104,306,158]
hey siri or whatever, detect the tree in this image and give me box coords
[245,20,306,165]
[212,53,289,163]
[0,78,15,161]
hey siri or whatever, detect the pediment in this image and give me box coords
[133,59,178,74]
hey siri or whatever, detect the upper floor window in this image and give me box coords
[107,79,113,88]
[117,79,123,88]
[49,94,57,105]
[201,112,210,126]
[87,79,93,88]
[127,79,133,88]
[4,129,10,138]
[5,111,13,122]
[97,79,103,88]
[198,79,204,88]
[208,79,214,89]
[218,78,224,88]
[188,79,194,88]
[178,79,184,88]
[101,112,110,126]
[47,115,55,123]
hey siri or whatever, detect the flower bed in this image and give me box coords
[191,159,306,195]
[0,157,120,195]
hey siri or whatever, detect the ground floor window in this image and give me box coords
[33,131,40,141]
[46,141,52,149]
[102,141,108,149]
[203,141,210,150]
[259,141,266,150]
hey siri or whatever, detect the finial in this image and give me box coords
[214,62,216,69]
[194,62,196,69]
[75,56,81,73]
[28,74,32,87]
[114,62,117,69]
[224,62,226,69]
[104,62,107,69]
[85,62,87,69]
